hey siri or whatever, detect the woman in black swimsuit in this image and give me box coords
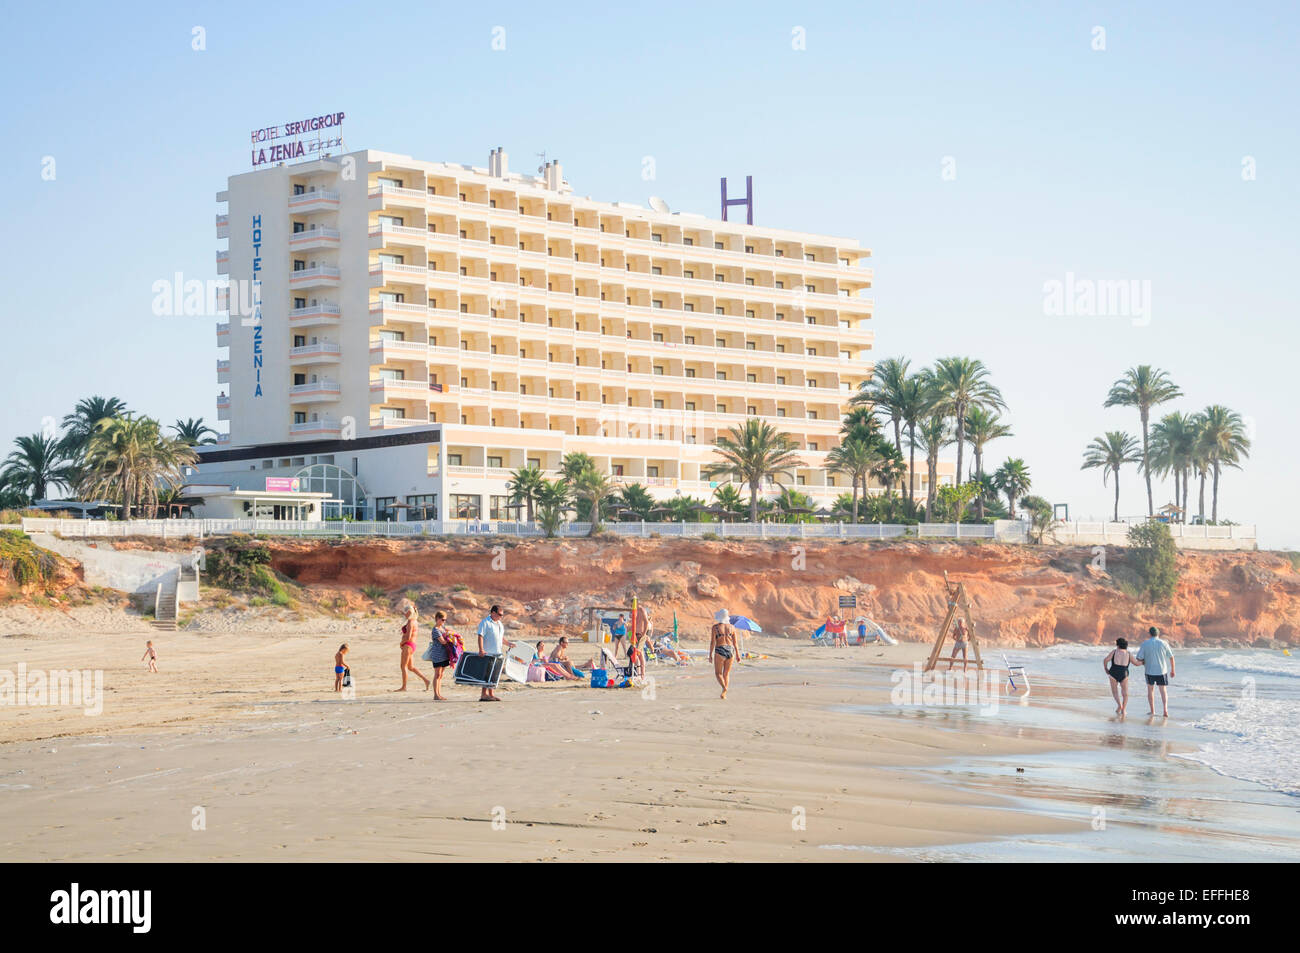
[710,609,740,700]
[1103,637,1132,717]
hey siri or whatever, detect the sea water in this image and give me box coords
[832,645,1300,861]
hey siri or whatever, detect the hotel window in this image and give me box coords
[489,495,516,520]
[378,368,405,381]
[379,407,406,419]
[487,455,503,468]
[775,281,784,289]
[684,335,695,345]
[745,245,754,254]
[684,270,694,279]
[294,335,306,347]
[807,380,818,388]
[809,411,819,420]
[293,259,306,271]
[809,442,819,451]
[375,497,397,521]
[777,375,786,385]
[797,476,806,486]
[293,184,305,195]
[807,347,816,356]
[489,199,497,208]
[717,371,727,380]
[447,453,463,466]
[379,253,404,266]
[685,368,696,378]
[807,316,816,324]
[653,332,664,342]
[294,297,307,309]
[652,233,662,242]
[460,377,468,387]
[775,249,784,257]
[460,304,469,313]
[746,342,756,350]
[747,406,757,415]
[806,284,816,293]
[776,312,785,320]
[685,401,696,411]
[652,299,663,309]
[378,177,403,189]
[745,278,755,286]
[293,222,305,233]
[776,408,786,417]
[652,266,662,275]
[294,373,306,385]
[459,229,467,239]
[653,366,665,375]
[747,374,757,382]
[714,274,724,282]
[683,237,693,246]
[294,412,307,424]
[451,494,481,519]
[407,494,438,520]
[490,381,498,391]
[378,215,403,227]
[715,307,725,315]
[654,399,665,409]
[805,253,815,262]
[776,345,785,353]
[684,302,694,311]
[714,241,724,249]
[745,310,755,319]
[647,466,659,478]
[527,457,541,469]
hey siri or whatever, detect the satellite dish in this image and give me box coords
[648,196,670,213]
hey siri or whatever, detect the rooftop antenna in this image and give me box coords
[648,196,670,213]
[536,150,547,174]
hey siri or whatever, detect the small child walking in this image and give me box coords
[141,640,158,673]
[334,643,350,692]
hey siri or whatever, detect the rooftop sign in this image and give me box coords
[250,112,345,167]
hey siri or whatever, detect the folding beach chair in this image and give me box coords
[599,645,633,680]
[1001,653,1030,697]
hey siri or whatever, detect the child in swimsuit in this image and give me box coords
[1103,637,1132,717]
[141,640,158,673]
[334,643,349,692]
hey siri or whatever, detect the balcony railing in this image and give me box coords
[290,342,342,358]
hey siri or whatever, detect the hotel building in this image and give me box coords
[202,148,934,521]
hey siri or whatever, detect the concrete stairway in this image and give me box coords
[153,584,179,631]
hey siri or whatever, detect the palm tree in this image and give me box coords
[896,373,933,510]
[505,465,546,522]
[928,357,1005,489]
[991,458,1031,520]
[1081,431,1142,522]
[826,437,880,522]
[559,452,596,484]
[839,405,881,445]
[616,482,654,521]
[852,357,909,455]
[870,444,907,497]
[1196,405,1250,523]
[533,479,570,538]
[172,417,218,446]
[1,433,71,502]
[962,406,1012,519]
[1103,366,1182,518]
[60,396,129,459]
[571,466,618,536]
[916,415,953,518]
[703,419,803,522]
[78,415,197,519]
[711,484,746,520]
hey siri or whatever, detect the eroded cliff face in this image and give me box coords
[266,537,1300,648]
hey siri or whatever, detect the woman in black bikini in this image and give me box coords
[710,609,740,700]
[1103,637,1132,717]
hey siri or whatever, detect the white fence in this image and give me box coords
[16,516,1257,549]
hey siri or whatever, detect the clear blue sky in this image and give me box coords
[1,1,1296,546]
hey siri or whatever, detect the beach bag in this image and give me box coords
[527,661,547,683]
[341,667,352,688]
[590,669,608,688]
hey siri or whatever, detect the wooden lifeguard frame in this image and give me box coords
[923,572,984,673]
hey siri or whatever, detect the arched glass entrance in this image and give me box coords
[294,463,368,520]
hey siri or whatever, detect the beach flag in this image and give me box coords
[672,611,678,643]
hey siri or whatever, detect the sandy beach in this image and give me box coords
[0,630,1091,861]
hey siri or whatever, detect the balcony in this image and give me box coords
[369,339,428,363]
[288,189,340,213]
[369,377,433,401]
[216,432,231,445]
[369,299,428,322]
[216,321,230,345]
[368,182,429,207]
[290,417,342,437]
[368,261,429,286]
[289,303,341,326]
[215,213,229,239]
[216,249,229,275]
[289,379,341,402]
[290,341,342,362]
[216,394,230,421]
[216,359,231,384]
[288,265,341,288]
[289,226,341,251]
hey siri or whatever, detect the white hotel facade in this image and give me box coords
[202,148,935,521]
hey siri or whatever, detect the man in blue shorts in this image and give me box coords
[1135,626,1176,717]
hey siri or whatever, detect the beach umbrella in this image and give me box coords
[729,615,762,633]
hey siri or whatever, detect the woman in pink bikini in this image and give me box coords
[397,602,430,692]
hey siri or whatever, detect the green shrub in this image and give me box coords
[0,529,60,587]
[361,584,386,601]
[1126,522,1180,602]
[205,539,289,604]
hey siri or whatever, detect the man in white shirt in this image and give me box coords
[475,604,507,702]
[1134,626,1176,717]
